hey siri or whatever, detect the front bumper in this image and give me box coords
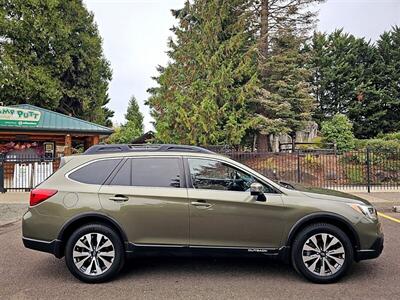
[22,237,64,258]
[355,234,384,261]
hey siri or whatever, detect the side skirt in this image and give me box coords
[126,243,289,261]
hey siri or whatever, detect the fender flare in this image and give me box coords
[57,212,129,244]
[285,212,361,249]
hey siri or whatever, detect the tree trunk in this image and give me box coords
[252,134,257,151]
[260,0,269,62]
[256,0,270,151]
[256,133,273,152]
[289,132,297,152]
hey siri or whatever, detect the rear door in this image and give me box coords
[98,156,189,246]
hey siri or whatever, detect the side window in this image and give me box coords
[132,158,182,188]
[109,159,131,186]
[69,159,121,185]
[188,158,275,193]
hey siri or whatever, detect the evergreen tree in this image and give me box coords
[125,96,144,133]
[308,30,376,124]
[108,96,144,144]
[147,0,259,146]
[258,0,323,58]
[307,29,400,138]
[0,0,113,126]
[373,27,400,135]
[254,30,314,147]
[321,114,355,152]
[254,0,322,150]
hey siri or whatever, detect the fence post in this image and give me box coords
[366,148,371,193]
[0,159,4,193]
[297,150,301,183]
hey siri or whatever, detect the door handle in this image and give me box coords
[109,195,129,202]
[191,201,213,208]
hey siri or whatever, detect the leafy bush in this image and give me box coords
[321,114,355,152]
[354,139,367,150]
[346,168,364,184]
[354,139,400,160]
[297,137,325,151]
[341,152,365,164]
[365,139,400,158]
[303,154,321,168]
[377,132,400,142]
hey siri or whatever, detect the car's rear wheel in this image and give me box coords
[291,223,353,283]
[65,224,125,283]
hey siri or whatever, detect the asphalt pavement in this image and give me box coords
[0,208,399,299]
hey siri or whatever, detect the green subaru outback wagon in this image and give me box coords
[22,144,383,283]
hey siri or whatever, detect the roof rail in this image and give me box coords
[83,144,214,155]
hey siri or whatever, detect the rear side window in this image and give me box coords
[69,159,121,185]
[131,157,182,188]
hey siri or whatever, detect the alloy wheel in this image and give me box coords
[302,233,345,277]
[72,233,115,276]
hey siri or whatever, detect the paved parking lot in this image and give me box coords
[0,205,399,299]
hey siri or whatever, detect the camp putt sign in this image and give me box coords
[0,106,41,127]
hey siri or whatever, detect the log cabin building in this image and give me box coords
[0,104,113,191]
[0,104,113,158]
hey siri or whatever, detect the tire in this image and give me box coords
[65,224,125,283]
[291,223,353,283]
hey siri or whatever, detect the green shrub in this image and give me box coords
[296,137,330,151]
[354,139,367,150]
[377,132,400,141]
[364,139,400,158]
[341,152,365,164]
[321,114,355,152]
[346,168,364,184]
[303,154,321,168]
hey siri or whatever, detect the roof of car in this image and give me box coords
[83,144,215,155]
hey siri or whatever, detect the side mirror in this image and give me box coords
[250,183,266,202]
[250,182,264,196]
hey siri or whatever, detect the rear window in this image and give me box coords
[69,159,121,185]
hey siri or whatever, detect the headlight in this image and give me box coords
[348,203,378,220]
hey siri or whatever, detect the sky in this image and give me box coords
[83,0,400,131]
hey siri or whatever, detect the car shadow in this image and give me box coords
[119,255,297,280]
[36,253,381,284]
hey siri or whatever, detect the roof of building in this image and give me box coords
[1,104,113,135]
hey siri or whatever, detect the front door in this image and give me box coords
[98,156,189,246]
[186,158,285,249]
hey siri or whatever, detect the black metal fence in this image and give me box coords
[1,149,399,192]
[0,154,60,192]
[215,149,400,191]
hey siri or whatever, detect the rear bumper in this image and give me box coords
[355,235,384,261]
[22,237,64,258]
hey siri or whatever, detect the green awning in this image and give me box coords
[0,104,113,135]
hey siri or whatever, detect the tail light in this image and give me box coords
[30,189,58,206]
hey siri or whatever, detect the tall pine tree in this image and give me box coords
[254,0,322,150]
[307,29,400,138]
[373,27,400,135]
[0,0,113,126]
[309,30,376,124]
[108,96,144,144]
[255,30,314,147]
[147,0,259,146]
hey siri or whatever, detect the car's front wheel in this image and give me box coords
[65,224,125,283]
[291,223,353,283]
